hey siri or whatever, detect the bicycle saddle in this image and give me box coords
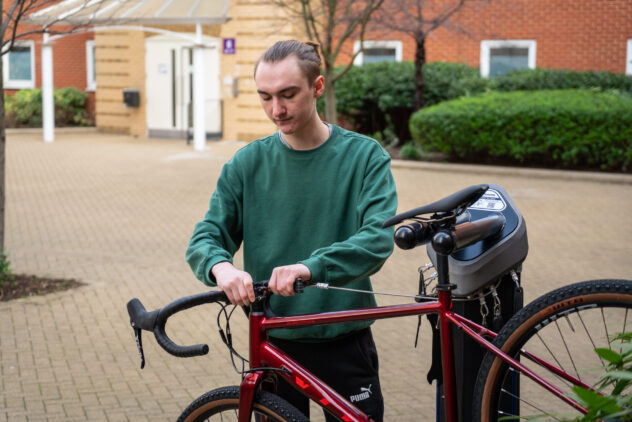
[382,184,489,228]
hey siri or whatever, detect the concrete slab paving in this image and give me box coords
[2,130,631,421]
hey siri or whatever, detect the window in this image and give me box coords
[353,40,402,65]
[86,40,96,91]
[627,39,632,75]
[3,41,35,89]
[480,40,536,78]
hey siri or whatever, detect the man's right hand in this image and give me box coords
[211,262,255,306]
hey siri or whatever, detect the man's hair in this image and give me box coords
[254,40,322,84]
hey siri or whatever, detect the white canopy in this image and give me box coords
[24,0,230,26]
[24,0,230,151]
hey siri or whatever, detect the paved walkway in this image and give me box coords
[1,130,631,421]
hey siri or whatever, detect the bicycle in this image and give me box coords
[127,184,632,422]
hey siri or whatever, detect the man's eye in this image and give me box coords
[283,93,295,99]
[260,95,271,101]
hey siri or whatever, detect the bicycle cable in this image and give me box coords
[314,274,509,303]
[314,283,438,301]
[216,301,248,375]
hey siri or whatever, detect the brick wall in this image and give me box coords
[338,0,632,74]
[3,18,96,121]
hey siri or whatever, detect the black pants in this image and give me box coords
[270,328,384,422]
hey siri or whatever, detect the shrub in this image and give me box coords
[489,68,632,94]
[421,61,487,106]
[330,61,484,141]
[54,87,92,126]
[329,61,414,141]
[567,332,632,421]
[399,141,422,160]
[409,89,632,171]
[0,251,14,286]
[5,87,92,127]
[5,89,43,127]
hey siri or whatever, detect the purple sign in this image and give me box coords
[223,38,236,54]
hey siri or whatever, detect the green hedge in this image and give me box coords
[329,61,483,142]
[489,68,632,93]
[409,89,632,171]
[5,87,92,127]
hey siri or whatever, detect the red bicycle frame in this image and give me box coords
[236,266,588,421]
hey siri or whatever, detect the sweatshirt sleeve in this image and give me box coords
[185,160,243,286]
[299,148,397,285]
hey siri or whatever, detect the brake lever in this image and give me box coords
[260,278,306,318]
[133,327,146,369]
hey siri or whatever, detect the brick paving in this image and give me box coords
[1,130,631,421]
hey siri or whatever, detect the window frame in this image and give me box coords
[3,40,36,89]
[480,39,536,78]
[86,40,96,91]
[626,39,632,76]
[353,40,403,65]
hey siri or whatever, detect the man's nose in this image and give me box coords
[272,98,285,117]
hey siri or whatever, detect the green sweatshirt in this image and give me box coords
[186,125,397,340]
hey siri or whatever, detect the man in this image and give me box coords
[186,40,397,421]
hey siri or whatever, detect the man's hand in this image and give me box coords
[212,262,255,306]
[269,263,311,297]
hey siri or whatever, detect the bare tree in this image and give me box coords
[372,0,488,110]
[272,0,386,124]
[1,0,105,250]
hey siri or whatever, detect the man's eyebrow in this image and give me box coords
[257,85,299,95]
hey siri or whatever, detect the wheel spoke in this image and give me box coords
[577,311,604,367]
[555,319,580,380]
[536,332,566,374]
[499,387,563,421]
[473,280,632,422]
[602,307,611,349]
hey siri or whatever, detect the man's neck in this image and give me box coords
[282,118,331,151]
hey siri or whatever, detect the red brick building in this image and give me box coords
[2,0,95,118]
[339,0,632,76]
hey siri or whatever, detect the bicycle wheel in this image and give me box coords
[473,279,632,421]
[177,385,308,422]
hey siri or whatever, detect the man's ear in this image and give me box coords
[313,75,325,98]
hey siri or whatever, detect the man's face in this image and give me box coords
[255,56,323,135]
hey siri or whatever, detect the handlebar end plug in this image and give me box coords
[432,231,455,255]
[394,225,417,250]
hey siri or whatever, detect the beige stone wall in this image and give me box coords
[219,1,302,141]
[93,4,303,141]
[95,25,223,137]
[94,30,146,136]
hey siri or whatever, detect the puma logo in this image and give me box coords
[350,384,372,403]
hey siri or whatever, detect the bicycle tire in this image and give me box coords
[473,279,632,421]
[176,385,308,422]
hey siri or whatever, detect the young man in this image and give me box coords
[186,40,397,421]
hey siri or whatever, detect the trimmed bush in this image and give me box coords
[489,68,632,94]
[421,61,486,106]
[5,89,42,127]
[399,141,422,160]
[54,87,92,126]
[5,87,92,127]
[330,61,484,141]
[329,61,414,142]
[409,89,632,171]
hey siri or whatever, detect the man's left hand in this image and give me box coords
[268,263,311,297]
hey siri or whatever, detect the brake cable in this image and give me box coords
[314,282,438,301]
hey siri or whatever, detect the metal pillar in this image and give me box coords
[42,32,55,143]
[192,23,206,151]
